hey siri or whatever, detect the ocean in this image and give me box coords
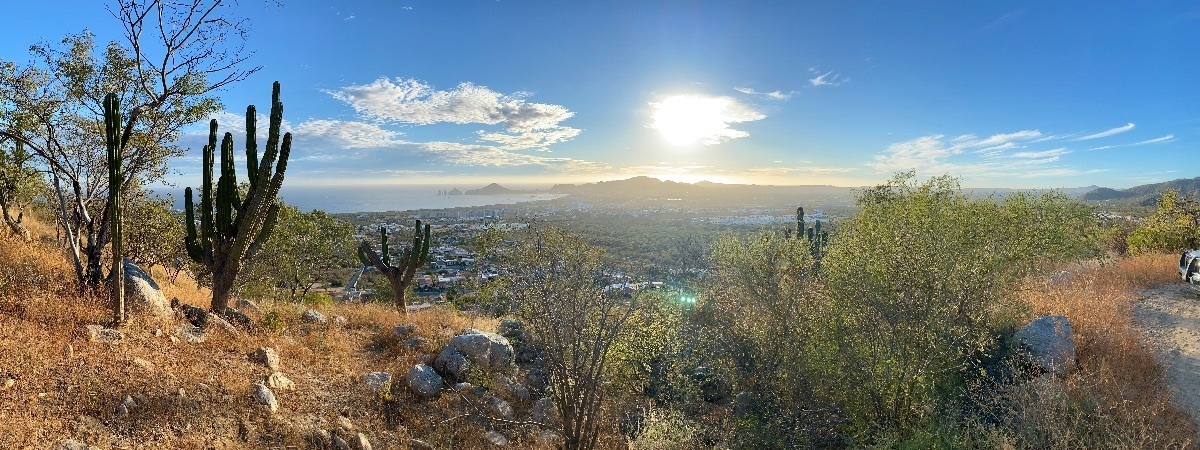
[159,184,566,214]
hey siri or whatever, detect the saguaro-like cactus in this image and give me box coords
[357,222,431,315]
[795,206,830,260]
[105,93,125,325]
[184,82,291,315]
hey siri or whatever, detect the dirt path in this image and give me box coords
[1133,284,1200,428]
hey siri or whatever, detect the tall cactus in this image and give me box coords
[104,93,125,325]
[794,206,830,261]
[357,222,431,315]
[184,81,290,315]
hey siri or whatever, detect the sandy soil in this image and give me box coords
[1133,283,1200,428]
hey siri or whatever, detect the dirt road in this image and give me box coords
[1133,283,1200,428]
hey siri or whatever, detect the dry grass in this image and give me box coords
[967,254,1197,448]
[0,215,561,449]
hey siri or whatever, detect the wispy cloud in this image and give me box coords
[982,9,1025,31]
[734,86,798,101]
[1087,133,1175,151]
[742,166,858,177]
[808,68,847,87]
[1133,134,1175,145]
[868,131,1101,180]
[647,94,766,145]
[1072,123,1135,141]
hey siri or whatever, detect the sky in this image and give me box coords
[2,1,1199,189]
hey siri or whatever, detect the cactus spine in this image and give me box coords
[104,93,125,325]
[357,222,431,315]
[184,82,290,314]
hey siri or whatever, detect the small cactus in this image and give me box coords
[358,222,431,315]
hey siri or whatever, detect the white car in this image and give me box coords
[1180,250,1200,284]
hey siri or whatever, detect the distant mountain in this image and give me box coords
[1081,177,1200,204]
[464,183,538,195]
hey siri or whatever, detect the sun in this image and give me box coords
[649,94,732,146]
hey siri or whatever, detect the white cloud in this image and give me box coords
[293,120,404,149]
[1011,148,1070,159]
[647,94,766,145]
[734,86,797,101]
[476,126,582,151]
[328,78,573,130]
[326,77,582,151]
[808,69,846,87]
[420,141,609,173]
[1072,123,1135,141]
[1133,134,1175,145]
[869,133,1093,180]
[742,166,859,177]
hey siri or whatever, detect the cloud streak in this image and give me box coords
[1072,123,1135,141]
[734,86,797,101]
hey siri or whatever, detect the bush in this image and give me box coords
[1127,190,1200,254]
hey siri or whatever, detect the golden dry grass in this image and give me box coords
[0,216,560,449]
[972,253,1199,448]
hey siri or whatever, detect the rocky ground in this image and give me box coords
[1133,283,1200,429]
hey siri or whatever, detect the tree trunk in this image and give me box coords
[211,270,237,315]
[390,275,408,316]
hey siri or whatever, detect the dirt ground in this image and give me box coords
[1133,283,1200,429]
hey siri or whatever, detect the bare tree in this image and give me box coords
[0,0,259,288]
[497,226,638,450]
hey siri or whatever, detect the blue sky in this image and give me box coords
[3,1,1199,188]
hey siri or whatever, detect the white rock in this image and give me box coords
[266,372,295,391]
[484,430,508,447]
[406,364,443,398]
[122,258,173,320]
[301,309,327,324]
[84,325,123,344]
[176,324,206,343]
[252,347,281,371]
[253,383,278,413]
[355,433,373,450]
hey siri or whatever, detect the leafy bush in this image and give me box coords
[1127,190,1200,254]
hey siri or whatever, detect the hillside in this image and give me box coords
[1082,176,1200,204]
[0,217,564,449]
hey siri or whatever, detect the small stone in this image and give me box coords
[301,309,327,324]
[537,430,563,447]
[355,433,373,450]
[208,314,239,334]
[2,377,14,389]
[332,434,352,450]
[116,403,129,417]
[252,347,281,371]
[337,415,354,431]
[176,324,206,343]
[531,397,559,426]
[266,372,295,391]
[454,382,473,391]
[122,395,136,408]
[409,438,436,450]
[333,315,348,326]
[151,328,163,337]
[131,358,155,371]
[253,383,278,413]
[484,430,508,447]
[235,298,263,316]
[169,336,180,344]
[54,439,99,450]
[406,364,444,398]
[489,396,514,419]
[393,323,418,339]
[84,324,123,344]
[64,343,74,358]
[362,372,391,392]
[402,337,429,351]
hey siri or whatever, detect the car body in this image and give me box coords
[1180,250,1200,284]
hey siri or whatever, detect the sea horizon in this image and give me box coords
[153,184,565,214]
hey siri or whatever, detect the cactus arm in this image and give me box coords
[184,187,204,262]
[245,202,279,261]
[257,82,283,184]
[357,245,371,267]
[245,104,260,193]
[380,226,390,266]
